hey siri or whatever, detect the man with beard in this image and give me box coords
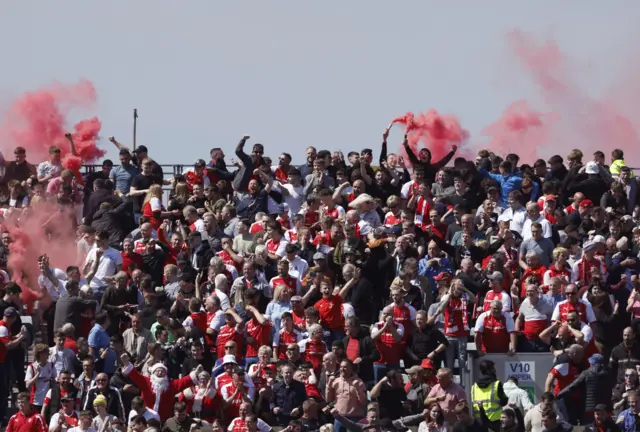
[119,352,202,422]
[610,327,640,384]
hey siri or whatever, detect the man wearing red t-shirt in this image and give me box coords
[216,309,245,362]
[269,261,301,298]
[244,305,272,370]
[474,299,517,355]
[371,306,405,383]
[314,280,347,344]
[220,368,254,421]
[298,324,327,373]
[274,312,303,360]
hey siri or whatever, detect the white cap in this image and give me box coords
[222,355,237,365]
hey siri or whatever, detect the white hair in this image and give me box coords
[214,274,229,290]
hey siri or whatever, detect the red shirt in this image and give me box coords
[249,222,265,235]
[221,382,249,420]
[276,328,302,359]
[314,295,344,331]
[271,276,298,297]
[551,361,582,395]
[245,317,272,358]
[304,210,320,228]
[6,410,47,432]
[0,320,11,363]
[392,303,415,342]
[301,339,327,372]
[372,321,405,365]
[292,310,306,330]
[277,216,292,230]
[476,313,514,353]
[216,325,243,360]
[64,337,78,354]
[346,337,360,362]
[121,252,143,274]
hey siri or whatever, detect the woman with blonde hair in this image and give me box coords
[543,246,571,286]
[265,284,293,336]
[142,184,173,230]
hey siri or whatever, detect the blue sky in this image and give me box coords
[2,1,638,165]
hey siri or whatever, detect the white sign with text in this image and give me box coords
[505,361,535,382]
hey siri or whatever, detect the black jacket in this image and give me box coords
[85,189,122,225]
[43,383,79,424]
[407,324,449,366]
[584,418,621,432]
[610,341,640,383]
[272,380,307,426]
[342,328,379,383]
[82,386,126,420]
[557,363,612,413]
[91,200,135,248]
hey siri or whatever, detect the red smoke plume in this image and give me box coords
[0,80,103,308]
[391,110,469,166]
[498,30,640,164]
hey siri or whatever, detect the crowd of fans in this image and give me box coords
[0,131,638,432]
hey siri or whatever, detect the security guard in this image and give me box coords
[471,359,509,431]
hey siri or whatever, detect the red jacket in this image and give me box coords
[125,364,196,422]
[6,410,46,432]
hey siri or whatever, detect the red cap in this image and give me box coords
[580,199,594,208]
[265,364,277,372]
[544,194,557,202]
[421,358,435,370]
[433,272,451,281]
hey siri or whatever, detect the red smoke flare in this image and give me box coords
[504,30,640,164]
[0,80,103,310]
[0,80,104,168]
[391,109,469,167]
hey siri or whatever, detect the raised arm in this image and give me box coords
[108,136,130,152]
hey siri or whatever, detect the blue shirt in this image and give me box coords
[88,324,116,374]
[109,165,138,195]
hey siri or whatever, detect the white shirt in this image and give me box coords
[551,299,597,324]
[84,246,123,289]
[68,427,97,432]
[38,274,68,301]
[498,207,527,235]
[208,310,225,332]
[521,217,553,240]
[49,412,79,432]
[49,346,76,377]
[280,183,305,215]
[474,311,516,333]
[128,408,160,426]
[285,256,309,282]
[228,417,271,432]
[213,288,231,311]
[25,361,57,405]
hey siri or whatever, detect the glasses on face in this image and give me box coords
[626,374,635,377]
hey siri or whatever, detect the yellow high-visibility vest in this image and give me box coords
[471,380,502,421]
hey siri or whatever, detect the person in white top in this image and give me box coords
[212,274,232,311]
[521,202,552,241]
[127,396,160,426]
[206,296,225,333]
[277,168,305,215]
[67,411,96,432]
[474,299,517,355]
[26,344,58,407]
[284,246,309,282]
[83,231,123,298]
[227,402,272,432]
[49,332,76,376]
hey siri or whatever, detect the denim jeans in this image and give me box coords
[373,363,400,382]
[445,336,468,372]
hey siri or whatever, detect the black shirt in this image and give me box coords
[376,385,407,420]
[130,173,163,213]
[0,298,22,334]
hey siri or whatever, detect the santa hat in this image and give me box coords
[150,363,168,375]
